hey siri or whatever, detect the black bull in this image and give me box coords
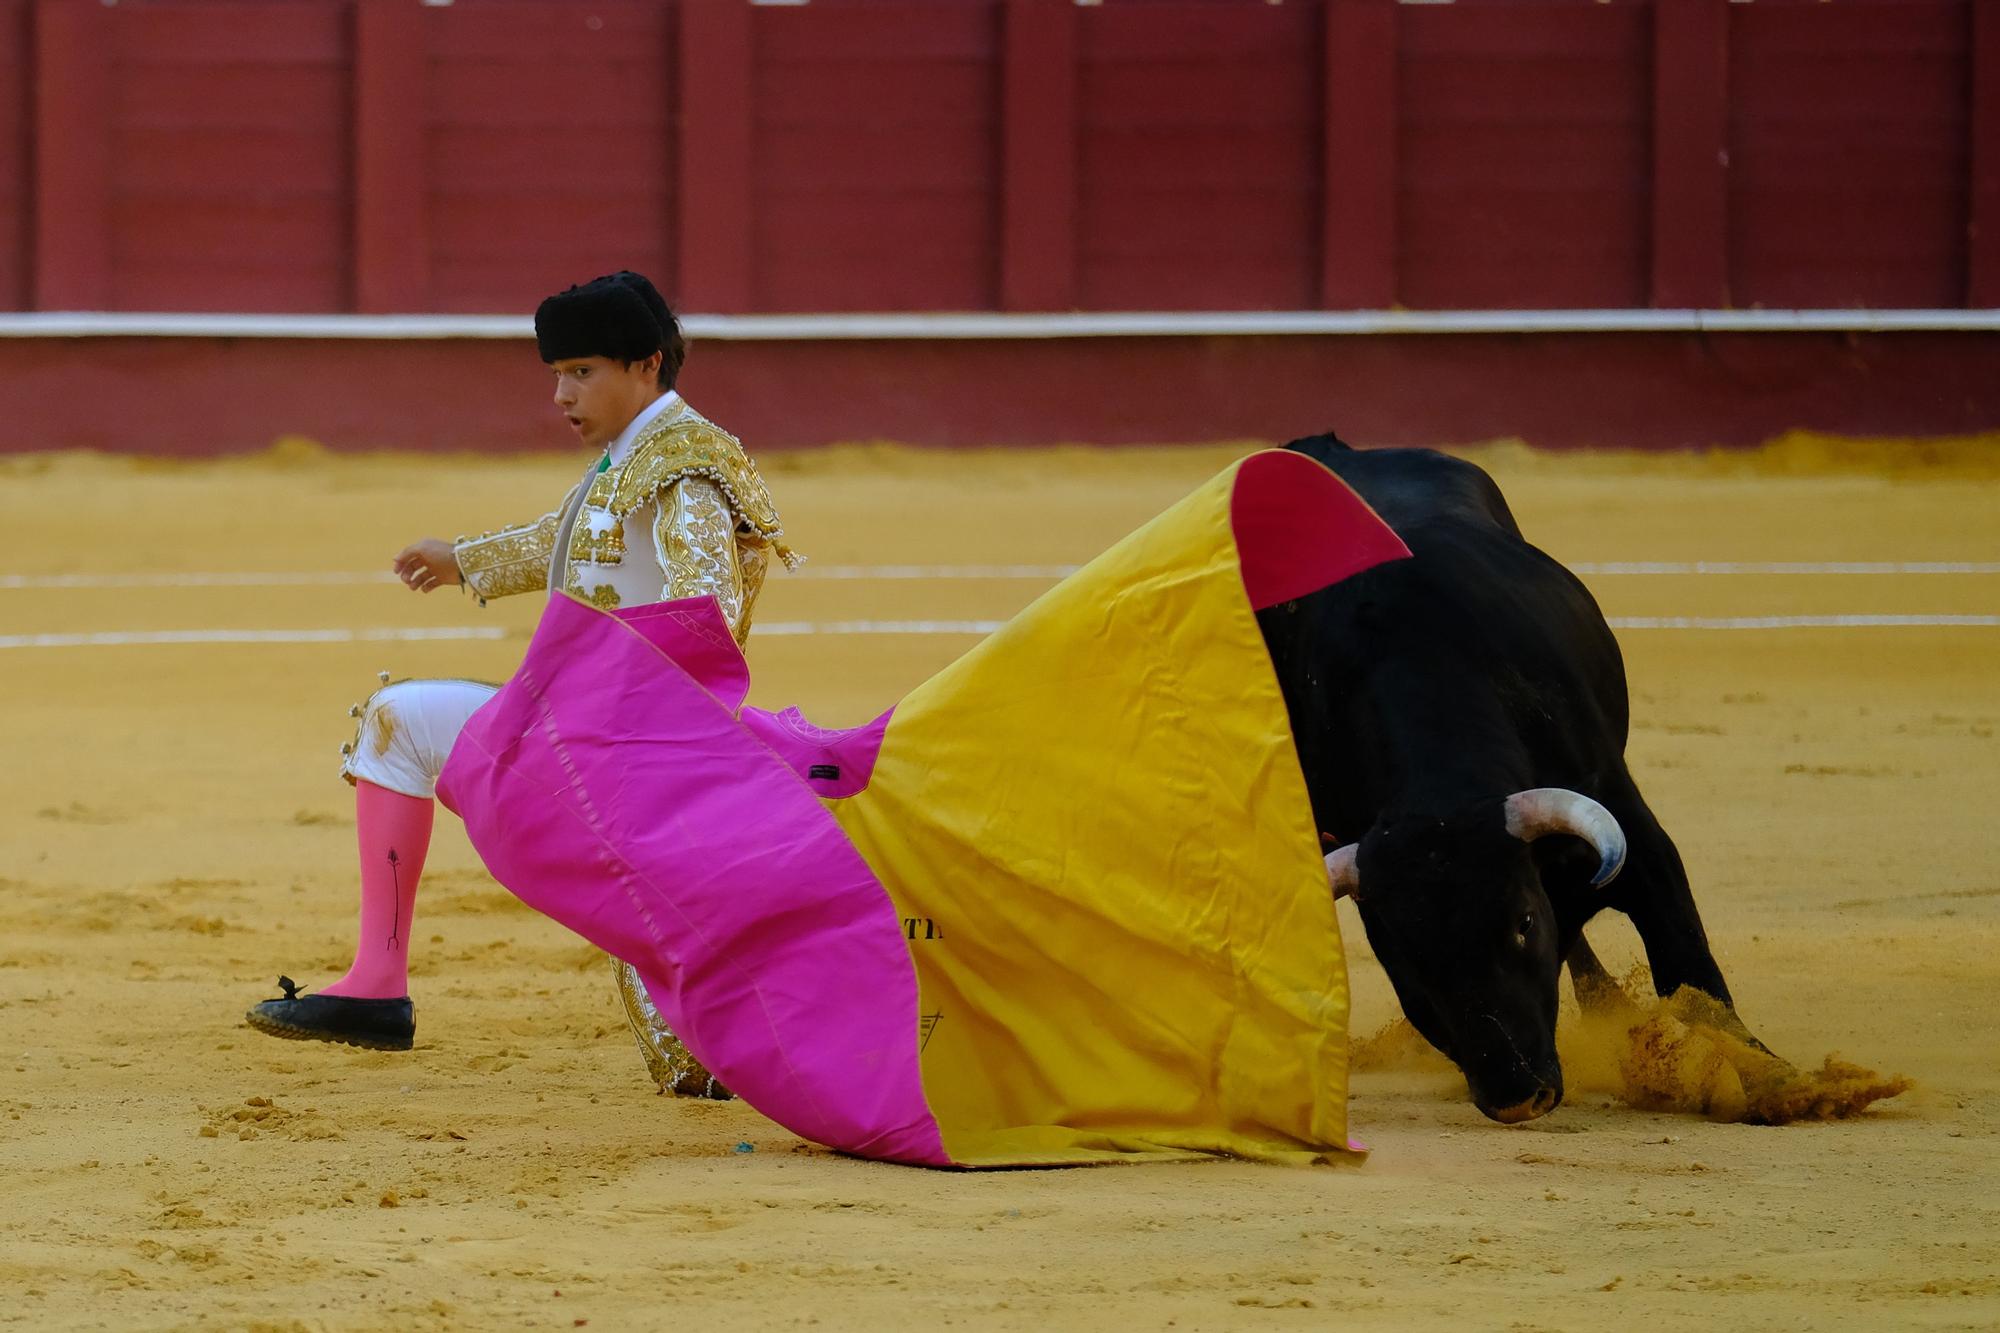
[1258,434,1749,1123]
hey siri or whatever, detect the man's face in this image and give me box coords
[549,354,662,451]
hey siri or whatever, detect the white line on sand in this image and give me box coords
[4,616,1996,650]
[5,561,1998,590]
[0,627,506,649]
[0,567,1079,589]
[1570,561,2000,576]
[755,620,1010,637]
[1,572,401,589]
[1606,615,2000,630]
[793,564,1083,580]
[769,616,2000,634]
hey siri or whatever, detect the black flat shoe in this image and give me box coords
[244,975,415,1051]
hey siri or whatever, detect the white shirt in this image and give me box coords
[606,390,682,469]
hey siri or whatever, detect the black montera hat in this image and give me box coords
[534,274,664,364]
[607,270,674,335]
[607,270,687,388]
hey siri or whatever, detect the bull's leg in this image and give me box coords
[1592,791,1731,1002]
[1596,788,1778,1056]
[1564,933,1637,1017]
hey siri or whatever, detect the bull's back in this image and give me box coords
[1280,436,1603,670]
[1283,432,1524,541]
[1268,434,1633,790]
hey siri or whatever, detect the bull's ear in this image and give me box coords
[1324,843,1361,900]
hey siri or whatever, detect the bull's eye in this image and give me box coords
[1514,913,1535,947]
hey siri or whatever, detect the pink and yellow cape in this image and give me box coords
[438,450,1409,1167]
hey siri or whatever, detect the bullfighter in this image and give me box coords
[245,270,796,1101]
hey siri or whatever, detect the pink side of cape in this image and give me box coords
[436,595,949,1166]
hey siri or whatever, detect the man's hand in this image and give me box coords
[393,539,464,593]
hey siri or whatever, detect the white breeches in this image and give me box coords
[335,674,727,1098]
[341,679,500,799]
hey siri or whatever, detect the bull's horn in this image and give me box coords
[1502,789,1627,887]
[1324,843,1360,899]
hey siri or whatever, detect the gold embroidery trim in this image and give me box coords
[612,957,731,1099]
[453,492,572,600]
[566,510,627,566]
[737,541,770,637]
[562,570,623,612]
[655,478,745,638]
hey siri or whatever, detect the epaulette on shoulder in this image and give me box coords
[607,404,796,565]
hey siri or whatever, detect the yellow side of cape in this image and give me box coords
[826,458,1354,1166]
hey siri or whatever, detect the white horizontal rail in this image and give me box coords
[1,309,1996,340]
[1607,614,2000,630]
[4,615,1996,651]
[1566,561,2000,576]
[0,626,505,649]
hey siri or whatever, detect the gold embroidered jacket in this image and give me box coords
[452,398,796,640]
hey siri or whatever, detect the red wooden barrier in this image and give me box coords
[355,0,426,312]
[3,0,1994,317]
[1322,0,1397,310]
[750,2,1001,311]
[1966,0,2000,306]
[3,327,1993,456]
[108,1,349,311]
[0,0,28,309]
[429,2,679,313]
[679,0,750,312]
[1652,0,1730,308]
[1000,0,1077,312]
[32,0,112,309]
[1728,0,1970,308]
[1074,2,1321,310]
[1397,1,1653,310]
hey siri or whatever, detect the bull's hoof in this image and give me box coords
[1481,1085,1561,1124]
[1664,988,1782,1063]
[1573,971,1645,1023]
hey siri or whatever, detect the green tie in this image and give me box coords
[595,452,611,475]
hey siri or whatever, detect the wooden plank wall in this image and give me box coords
[0,0,28,309]
[1396,1,1654,310]
[1728,0,1971,309]
[5,0,1994,315]
[1074,2,1323,310]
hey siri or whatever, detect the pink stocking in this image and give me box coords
[319,780,434,999]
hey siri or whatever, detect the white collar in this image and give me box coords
[605,391,682,468]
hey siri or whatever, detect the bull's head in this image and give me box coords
[1324,788,1625,1124]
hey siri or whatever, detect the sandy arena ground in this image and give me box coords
[2,437,1997,1331]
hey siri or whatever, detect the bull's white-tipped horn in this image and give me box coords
[1503,788,1627,887]
[1324,843,1361,899]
